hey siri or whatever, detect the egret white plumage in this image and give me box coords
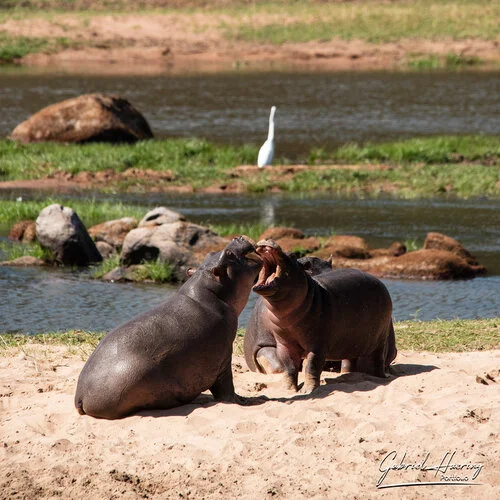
[258,106,276,168]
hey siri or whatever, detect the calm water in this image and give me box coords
[1,68,499,159]
[1,193,499,334]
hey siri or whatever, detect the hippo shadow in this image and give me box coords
[136,393,268,418]
[266,362,438,403]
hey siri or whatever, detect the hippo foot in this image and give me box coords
[298,382,320,395]
[255,347,285,374]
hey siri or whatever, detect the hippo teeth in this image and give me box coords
[265,272,276,285]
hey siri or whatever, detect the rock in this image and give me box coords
[96,241,116,259]
[332,249,486,280]
[88,217,138,249]
[35,204,102,266]
[369,241,407,258]
[9,94,153,144]
[120,221,228,280]
[8,220,37,242]
[317,235,370,259]
[423,232,479,265]
[274,236,321,255]
[259,227,305,241]
[0,256,46,267]
[139,207,186,227]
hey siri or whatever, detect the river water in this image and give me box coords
[1,192,499,334]
[1,68,499,159]
[0,68,499,333]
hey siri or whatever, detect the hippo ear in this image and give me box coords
[212,249,234,280]
[186,267,196,277]
[300,260,313,275]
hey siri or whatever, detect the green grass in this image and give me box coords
[394,318,500,352]
[222,1,500,44]
[0,240,52,260]
[89,254,120,279]
[2,319,498,357]
[0,198,147,227]
[326,136,500,165]
[133,258,174,282]
[0,139,259,189]
[0,32,74,63]
[1,136,499,198]
[407,52,484,70]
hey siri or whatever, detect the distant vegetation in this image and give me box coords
[0,1,498,63]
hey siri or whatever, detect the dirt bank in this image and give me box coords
[2,11,499,73]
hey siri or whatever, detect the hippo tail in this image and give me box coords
[75,396,86,415]
[385,319,397,369]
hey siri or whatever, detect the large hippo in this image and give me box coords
[75,236,262,419]
[244,240,397,393]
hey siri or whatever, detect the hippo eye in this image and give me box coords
[225,250,236,260]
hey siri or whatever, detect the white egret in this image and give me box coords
[258,106,276,168]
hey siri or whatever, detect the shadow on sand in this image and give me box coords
[137,362,438,417]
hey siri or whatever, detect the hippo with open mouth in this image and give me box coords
[244,239,397,393]
[75,235,262,419]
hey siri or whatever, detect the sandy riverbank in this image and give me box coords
[1,344,499,498]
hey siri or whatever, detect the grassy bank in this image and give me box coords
[1,319,499,357]
[0,1,498,65]
[1,136,499,198]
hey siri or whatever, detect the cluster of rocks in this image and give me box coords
[5,204,486,282]
[5,204,230,282]
[262,227,486,280]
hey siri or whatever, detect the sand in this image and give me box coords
[1,344,499,499]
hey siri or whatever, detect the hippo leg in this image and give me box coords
[340,359,356,373]
[355,345,387,378]
[300,351,326,394]
[276,344,303,391]
[209,362,240,403]
[255,347,285,374]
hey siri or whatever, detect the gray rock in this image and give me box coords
[139,207,186,227]
[36,204,102,266]
[96,241,116,259]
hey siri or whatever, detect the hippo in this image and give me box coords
[244,239,397,393]
[75,236,262,419]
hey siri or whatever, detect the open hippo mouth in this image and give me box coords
[253,240,283,293]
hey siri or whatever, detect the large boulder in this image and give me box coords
[9,94,153,144]
[88,217,138,250]
[36,204,102,266]
[368,249,487,280]
[120,221,229,278]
